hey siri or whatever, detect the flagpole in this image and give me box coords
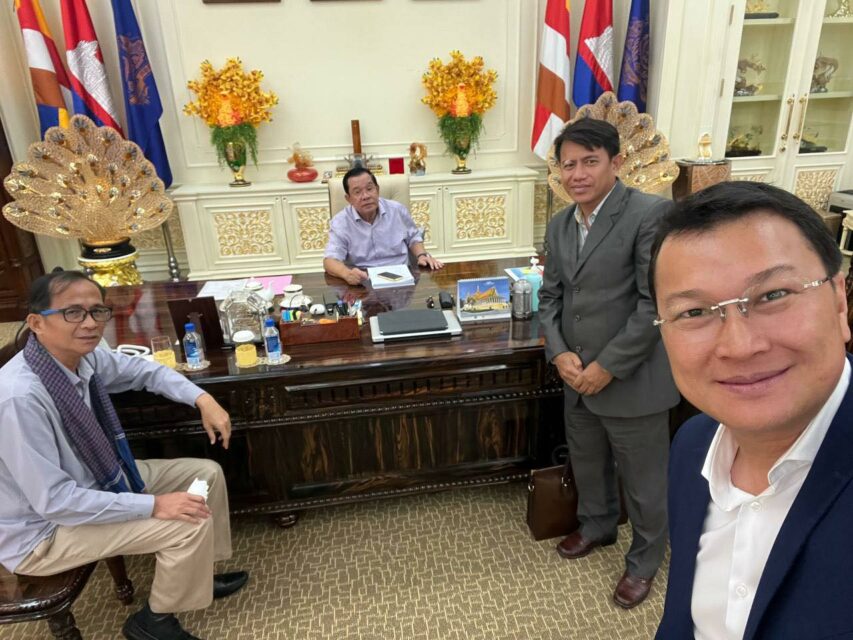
[160,221,181,282]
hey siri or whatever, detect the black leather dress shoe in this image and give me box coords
[123,603,202,640]
[213,571,249,599]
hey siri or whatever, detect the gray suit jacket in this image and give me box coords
[538,180,679,418]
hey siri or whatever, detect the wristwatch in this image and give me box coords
[416,252,430,259]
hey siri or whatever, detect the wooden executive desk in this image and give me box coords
[104,259,563,524]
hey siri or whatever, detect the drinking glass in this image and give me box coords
[151,336,177,369]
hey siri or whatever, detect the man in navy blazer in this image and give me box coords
[650,181,852,639]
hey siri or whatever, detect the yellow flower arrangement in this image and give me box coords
[183,58,278,175]
[184,58,277,127]
[421,50,497,118]
[421,51,497,172]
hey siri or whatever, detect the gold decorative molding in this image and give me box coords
[455,195,507,240]
[794,168,839,212]
[132,218,187,251]
[213,210,275,257]
[410,199,432,243]
[731,173,767,182]
[295,206,330,251]
[534,183,549,226]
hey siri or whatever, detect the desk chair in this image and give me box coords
[327,174,411,219]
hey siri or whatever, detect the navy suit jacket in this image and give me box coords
[657,354,853,640]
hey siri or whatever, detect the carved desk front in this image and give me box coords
[104,259,563,521]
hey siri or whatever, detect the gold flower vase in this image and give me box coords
[225,141,251,187]
[450,138,472,175]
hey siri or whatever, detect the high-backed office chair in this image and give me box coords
[327,174,411,219]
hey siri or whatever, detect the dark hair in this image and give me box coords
[648,181,843,304]
[28,269,105,315]
[553,118,621,161]
[342,167,379,195]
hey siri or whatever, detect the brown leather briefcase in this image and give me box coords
[526,461,579,541]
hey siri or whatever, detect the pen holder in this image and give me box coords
[278,316,361,346]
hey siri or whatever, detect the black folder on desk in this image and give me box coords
[376,308,448,336]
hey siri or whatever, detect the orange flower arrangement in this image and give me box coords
[421,51,497,171]
[183,58,278,168]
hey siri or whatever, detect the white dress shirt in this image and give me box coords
[692,359,851,639]
[573,184,616,251]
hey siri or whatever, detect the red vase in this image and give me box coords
[287,167,318,183]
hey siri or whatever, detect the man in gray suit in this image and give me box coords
[539,119,678,608]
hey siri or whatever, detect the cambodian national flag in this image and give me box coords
[572,0,614,109]
[110,0,172,187]
[60,0,123,133]
[617,0,650,112]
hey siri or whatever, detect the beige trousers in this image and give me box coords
[16,458,232,614]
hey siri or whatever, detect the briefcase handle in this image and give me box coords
[527,444,573,491]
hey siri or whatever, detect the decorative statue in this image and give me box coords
[409,142,427,175]
[734,56,766,96]
[697,133,713,161]
[811,56,839,93]
[726,125,763,157]
[286,143,318,183]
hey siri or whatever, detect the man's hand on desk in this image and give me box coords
[153,492,211,524]
[553,352,584,387]
[417,253,444,270]
[344,267,369,285]
[196,393,232,449]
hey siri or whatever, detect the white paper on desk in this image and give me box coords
[187,477,209,501]
[367,264,415,289]
[197,278,248,300]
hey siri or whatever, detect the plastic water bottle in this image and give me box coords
[183,322,205,370]
[263,317,283,364]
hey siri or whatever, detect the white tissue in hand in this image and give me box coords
[187,478,209,501]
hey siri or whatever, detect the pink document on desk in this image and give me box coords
[254,275,293,294]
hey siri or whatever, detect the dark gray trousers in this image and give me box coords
[565,399,669,578]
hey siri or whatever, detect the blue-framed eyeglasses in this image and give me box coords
[39,305,113,323]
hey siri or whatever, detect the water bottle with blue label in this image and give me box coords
[263,317,283,364]
[183,322,205,370]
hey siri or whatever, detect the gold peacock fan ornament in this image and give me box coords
[547,92,679,204]
[2,115,173,286]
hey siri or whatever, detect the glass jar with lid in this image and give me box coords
[220,288,268,343]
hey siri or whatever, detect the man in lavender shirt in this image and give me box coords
[323,168,444,285]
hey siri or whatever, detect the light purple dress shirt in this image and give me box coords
[324,197,423,268]
[0,348,205,572]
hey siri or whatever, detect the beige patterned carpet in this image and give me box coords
[0,484,666,640]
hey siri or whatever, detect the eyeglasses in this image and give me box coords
[653,274,832,342]
[39,305,113,323]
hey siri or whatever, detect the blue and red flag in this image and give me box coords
[60,0,123,133]
[110,0,173,187]
[617,0,650,112]
[14,0,72,137]
[572,0,614,108]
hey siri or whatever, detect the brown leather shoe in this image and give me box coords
[613,571,655,609]
[556,530,618,559]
